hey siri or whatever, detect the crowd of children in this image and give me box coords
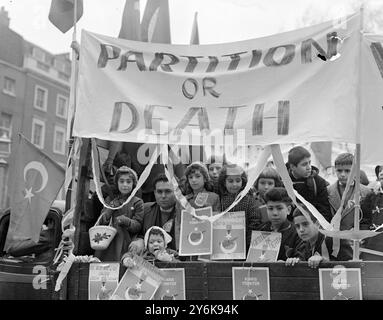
[91,145,383,269]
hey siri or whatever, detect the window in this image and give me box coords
[3,77,15,96]
[53,126,66,155]
[31,118,45,148]
[56,94,68,118]
[34,85,48,111]
[0,113,12,153]
[32,47,49,64]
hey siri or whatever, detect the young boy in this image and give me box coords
[287,146,332,222]
[206,155,226,194]
[327,153,371,230]
[257,187,304,261]
[122,226,178,266]
[286,207,352,268]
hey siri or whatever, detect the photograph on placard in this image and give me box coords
[319,266,363,300]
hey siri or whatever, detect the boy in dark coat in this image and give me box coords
[257,187,305,261]
[287,146,332,222]
[286,207,352,268]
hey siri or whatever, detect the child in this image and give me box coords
[218,164,262,251]
[327,153,371,230]
[258,187,305,261]
[206,155,226,194]
[287,146,332,222]
[122,226,178,266]
[183,162,220,212]
[95,166,144,262]
[286,207,352,268]
[253,167,283,223]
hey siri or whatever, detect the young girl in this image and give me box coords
[253,167,282,223]
[183,162,220,212]
[95,166,144,262]
[218,164,262,252]
[122,226,178,265]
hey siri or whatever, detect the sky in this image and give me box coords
[0,0,382,55]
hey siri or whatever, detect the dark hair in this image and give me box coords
[206,154,227,169]
[148,228,165,240]
[375,165,383,179]
[292,206,317,223]
[153,173,169,190]
[264,187,292,205]
[288,146,311,166]
[218,165,247,195]
[183,162,213,194]
[334,153,353,167]
[255,167,282,189]
[114,166,138,190]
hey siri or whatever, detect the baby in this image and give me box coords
[122,226,178,266]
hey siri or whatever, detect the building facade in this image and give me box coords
[0,7,70,209]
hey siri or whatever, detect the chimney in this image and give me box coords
[0,7,10,28]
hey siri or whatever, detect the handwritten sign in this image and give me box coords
[246,231,281,262]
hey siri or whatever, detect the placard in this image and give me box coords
[112,255,163,300]
[319,266,363,300]
[88,262,120,300]
[232,267,270,300]
[153,268,186,300]
[246,231,281,262]
[211,211,246,260]
[179,206,213,256]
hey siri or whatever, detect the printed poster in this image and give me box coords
[246,231,281,262]
[179,206,213,256]
[319,266,363,300]
[211,211,246,260]
[112,255,163,300]
[153,268,186,300]
[232,267,270,300]
[88,262,120,300]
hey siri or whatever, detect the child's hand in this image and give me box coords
[155,250,173,262]
[116,216,129,226]
[285,257,300,267]
[122,256,136,269]
[308,254,323,269]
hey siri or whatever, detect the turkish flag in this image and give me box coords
[4,134,65,252]
[48,0,83,33]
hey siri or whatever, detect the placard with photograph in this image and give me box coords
[211,211,246,260]
[88,262,120,300]
[179,206,213,256]
[153,268,186,300]
[319,266,363,300]
[111,255,163,300]
[246,231,281,262]
[232,267,270,300]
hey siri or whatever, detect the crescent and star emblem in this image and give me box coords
[23,161,48,203]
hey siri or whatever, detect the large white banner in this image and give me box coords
[74,13,360,146]
[361,34,383,165]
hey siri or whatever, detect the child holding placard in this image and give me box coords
[258,187,305,261]
[182,162,220,212]
[218,164,261,252]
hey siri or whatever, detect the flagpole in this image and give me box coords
[353,4,364,261]
[65,0,79,213]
